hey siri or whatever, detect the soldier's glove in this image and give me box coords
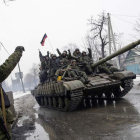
[15,46,25,52]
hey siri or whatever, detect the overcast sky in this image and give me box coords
[0,0,140,85]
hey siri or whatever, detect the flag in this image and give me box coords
[40,33,47,46]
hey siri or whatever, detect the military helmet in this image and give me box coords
[62,51,66,54]
[63,50,67,53]
[60,60,64,63]
[52,54,56,57]
[75,48,79,51]
[71,59,76,63]
[82,51,86,55]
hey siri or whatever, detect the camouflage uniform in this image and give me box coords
[98,62,119,74]
[80,49,93,74]
[50,55,60,78]
[69,60,90,84]
[55,60,70,78]
[73,48,82,58]
[39,56,50,83]
[39,51,43,61]
[0,46,24,140]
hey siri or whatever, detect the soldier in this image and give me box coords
[59,51,69,65]
[98,57,120,74]
[50,54,60,79]
[0,46,25,140]
[39,55,50,83]
[55,60,70,79]
[73,48,82,58]
[56,48,67,56]
[80,49,94,74]
[39,49,43,61]
[69,60,90,84]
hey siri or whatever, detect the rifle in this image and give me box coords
[0,84,11,139]
[0,116,11,140]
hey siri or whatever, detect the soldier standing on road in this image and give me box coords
[0,46,25,140]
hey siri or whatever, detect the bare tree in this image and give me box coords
[24,73,34,90]
[62,43,79,53]
[88,12,108,58]
[29,63,39,86]
[81,33,101,62]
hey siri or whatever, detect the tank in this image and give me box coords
[31,39,140,111]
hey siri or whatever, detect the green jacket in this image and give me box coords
[0,50,22,83]
[70,65,80,71]
[73,51,82,58]
[100,62,113,67]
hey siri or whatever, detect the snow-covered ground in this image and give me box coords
[13,91,31,99]
[133,75,140,89]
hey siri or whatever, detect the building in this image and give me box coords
[123,48,140,74]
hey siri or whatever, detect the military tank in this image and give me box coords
[31,39,140,111]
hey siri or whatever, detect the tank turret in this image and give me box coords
[92,39,140,68]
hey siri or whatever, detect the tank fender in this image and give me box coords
[63,80,85,91]
[113,71,136,80]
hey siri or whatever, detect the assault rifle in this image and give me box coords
[0,116,11,140]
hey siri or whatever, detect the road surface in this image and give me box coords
[12,88,140,140]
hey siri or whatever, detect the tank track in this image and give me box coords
[86,79,134,99]
[113,79,133,98]
[35,88,83,111]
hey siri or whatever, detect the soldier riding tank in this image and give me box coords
[31,39,140,111]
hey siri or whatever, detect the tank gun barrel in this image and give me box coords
[92,39,140,68]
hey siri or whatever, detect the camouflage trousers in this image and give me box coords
[98,66,119,74]
[70,70,88,84]
[84,64,93,74]
[39,70,48,83]
[0,108,14,140]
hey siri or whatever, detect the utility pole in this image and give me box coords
[108,13,120,69]
[108,13,112,55]
[18,63,25,93]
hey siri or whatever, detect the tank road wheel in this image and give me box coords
[35,97,41,105]
[58,97,64,109]
[44,97,48,106]
[97,93,103,98]
[53,97,58,107]
[48,97,52,106]
[113,87,122,98]
[40,97,44,106]
[105,91,112,98]
[64,97,70,109]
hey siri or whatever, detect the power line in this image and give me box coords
[0,42,10,55]
[111,15,136,25]
[111,14,139,18]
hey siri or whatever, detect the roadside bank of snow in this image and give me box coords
[133,75,140,90]
[13,91,31,99]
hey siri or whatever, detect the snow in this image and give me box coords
[13,91,31,99]
[134,75,140,82]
